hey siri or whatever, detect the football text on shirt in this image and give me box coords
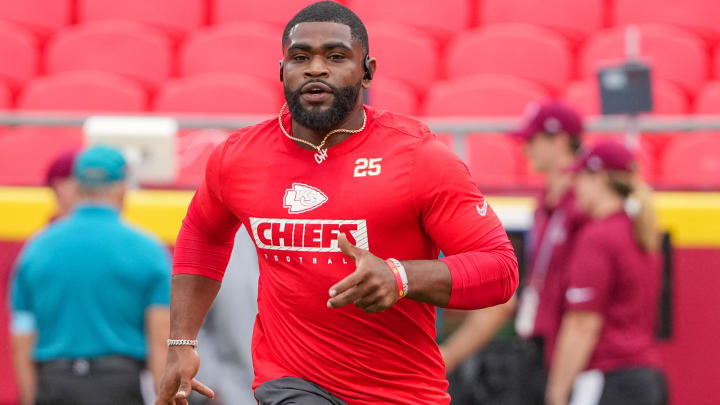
[249,218,369,252]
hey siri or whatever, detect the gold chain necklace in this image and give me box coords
[278,102,367,164]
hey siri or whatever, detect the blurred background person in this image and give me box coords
[10,145,171,405]
[44,149,79,221]
[441,101,587,405]
[546,142,666,405]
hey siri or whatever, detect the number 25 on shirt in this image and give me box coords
[354,158,382,177]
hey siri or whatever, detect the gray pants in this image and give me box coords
[255,377,347,405]
[35,357,144,405]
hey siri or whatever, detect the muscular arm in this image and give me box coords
[168,275,221,341]
[546,311,603,405]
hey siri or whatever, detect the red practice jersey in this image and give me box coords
[174,106,516,404]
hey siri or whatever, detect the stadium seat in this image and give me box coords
[713,45,720,81]
[695,82,720,114]
[176,129,230,187]
[0,81,10,109]
[613,0,720,43]
[660,134,720,188]
[579,25,708,96]
[367,23,438,95]
[466,135,521,187]
[563,79,689,116]
[154,73,282,115]
[213,0,346,27]
[348,0,471,41]
[77,0,206,39]
[445,24,572,94]
[368,76,418,116]
[45,21,172,89]
[480,0,604,43]
[179,23,280,83]
[423,75,548,117]
[4,72,146,186]
[0,21,38,89]
[0,0,72,38]
[0,128,82,185]
[17,71,147,112]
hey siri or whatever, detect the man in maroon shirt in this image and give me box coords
[155,2,518,405]
[440,101,587,405]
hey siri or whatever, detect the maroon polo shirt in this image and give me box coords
[563,212,661,372]
[521,190,587,364]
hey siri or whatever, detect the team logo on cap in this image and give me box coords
[283,183,328,214]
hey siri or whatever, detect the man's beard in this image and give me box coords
[284,80,361,132]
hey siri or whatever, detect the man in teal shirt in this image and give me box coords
[11,145,171,405]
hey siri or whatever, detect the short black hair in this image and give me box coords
[282,1,369,55]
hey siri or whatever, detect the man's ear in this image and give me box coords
[362,57,376,89]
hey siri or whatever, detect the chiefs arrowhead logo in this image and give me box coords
[283,183,328,214]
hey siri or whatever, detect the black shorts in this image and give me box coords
[596,367,667,405]
[255,377,347,405]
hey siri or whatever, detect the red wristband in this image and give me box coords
[385,259,405,298]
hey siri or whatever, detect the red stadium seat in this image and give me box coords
[0,128,82,185]
[446,25,572,94]
[660,134,720,188]
[480,0,604,43]
[713,45,720,81]
[579,25,708,96]
[154,73,282,115]
[45,21,172,88]
[17,71,147,112]
[0,21,38,89]
[4,72,146,185]
[424,75,548,117]
[695,82,720,114]
[213,0,346,27]
[367,23,438,95]
[179,23,279,83]
[0,81,10,109]
[77,0,206,39]
[176,129,230,187]
[348,0,471,41]
[369,76,419,116]
[613,0,720,43]
[466,135,521,187]
[563,79,689,116]
[0,0,72,38]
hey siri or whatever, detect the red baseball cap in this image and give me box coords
[45,149,79,186]
[569,141,635,173]
[511,100,583,141]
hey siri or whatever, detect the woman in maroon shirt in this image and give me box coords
[546,142,667,405]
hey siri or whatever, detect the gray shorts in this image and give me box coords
[255,377,347,405]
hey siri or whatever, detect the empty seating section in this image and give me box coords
[154,73,281,115]
[77,0,206,39]
[348,0,471,41]
[0,0,72,38]
[480,0,604,43]
[446,25,572,94]
[612,0,720,43]
[369,77,419,117]
[579,25,708,95]
[18,71,147,112]
[0,21,38,89]
[0,0,718,188]
[179,23,279,83]
[45,21,172,88]
[213,0,345,27]
[367,23,438,95]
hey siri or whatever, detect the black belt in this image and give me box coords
[37,355,145,376]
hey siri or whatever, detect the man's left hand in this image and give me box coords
[327,234,400,313]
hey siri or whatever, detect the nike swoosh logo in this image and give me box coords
[477,201,488,216]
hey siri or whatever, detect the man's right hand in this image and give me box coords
[155,346,215,405]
